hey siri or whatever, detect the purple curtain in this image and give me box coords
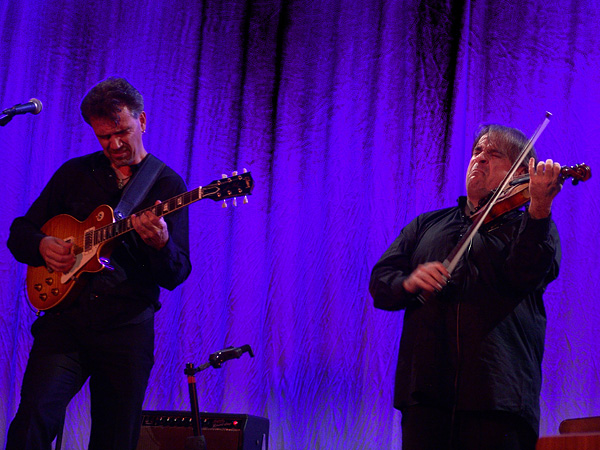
[1,0,598,448]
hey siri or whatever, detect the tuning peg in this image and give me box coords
[232,198,238,207]
[232,170,238,176]
[243,168,248,173]
[222,200,227,208]
[222,174,228,179]
[243,196,249,204]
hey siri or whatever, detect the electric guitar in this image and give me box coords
[26,171,254,312]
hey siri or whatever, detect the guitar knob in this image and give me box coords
[51,289,59,296]
[34,284,43,292]
[39,294,48,301]
[45,278,53,285]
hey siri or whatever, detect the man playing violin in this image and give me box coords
[370,124,562,450]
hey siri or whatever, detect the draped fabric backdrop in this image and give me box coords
[1,0,598,448]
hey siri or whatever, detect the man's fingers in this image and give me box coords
[406,262,449,293]
[40,237,75,272]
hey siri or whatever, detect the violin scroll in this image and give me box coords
[560,163,591,185]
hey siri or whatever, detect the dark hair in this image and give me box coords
[80,77,144,125]
[472,124,537,170]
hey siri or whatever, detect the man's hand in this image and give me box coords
[528,158,562,219]
[39,236,75,273]
[403,261,449,294]
[132,200,169,250]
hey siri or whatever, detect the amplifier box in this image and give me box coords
[137,410,269,450]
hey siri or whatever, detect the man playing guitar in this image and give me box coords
[5,77,192,450]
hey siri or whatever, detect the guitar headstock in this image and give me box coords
[202,170,254,206]
[560,163,592,185]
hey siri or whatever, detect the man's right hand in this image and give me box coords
[39,236,75,273]
[403,262,449,294]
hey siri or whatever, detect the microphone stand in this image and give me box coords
[0,112,13,126]
[0,103,20,126]
[183,345,254,450]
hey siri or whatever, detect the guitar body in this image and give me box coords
[27,204,115,311]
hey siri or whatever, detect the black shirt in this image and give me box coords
[8,151,191,327]
[369,197,560,434]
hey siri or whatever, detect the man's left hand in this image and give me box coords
[528,157,562,219]
[132,200,169,249]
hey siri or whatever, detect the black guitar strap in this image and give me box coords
[114,153,166,219]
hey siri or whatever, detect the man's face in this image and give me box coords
[90,107,147,168]
[465,133,516,206]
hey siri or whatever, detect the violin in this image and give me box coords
[470,163,592,224]
[416,112,590,304]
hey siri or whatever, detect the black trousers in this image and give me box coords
[5,311,154,450]
[401,404,538,450]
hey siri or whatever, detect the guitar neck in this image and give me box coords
[91,170,253,247]
[94,186,202,245]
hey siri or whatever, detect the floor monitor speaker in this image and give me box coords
[136,410,268,450]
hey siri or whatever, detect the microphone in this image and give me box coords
[2,98,43,116]
[208,345,254,368]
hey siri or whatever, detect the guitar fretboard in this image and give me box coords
[89,187,203,249]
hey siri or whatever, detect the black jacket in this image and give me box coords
[8,151,191,327]
[369,197,560,434]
